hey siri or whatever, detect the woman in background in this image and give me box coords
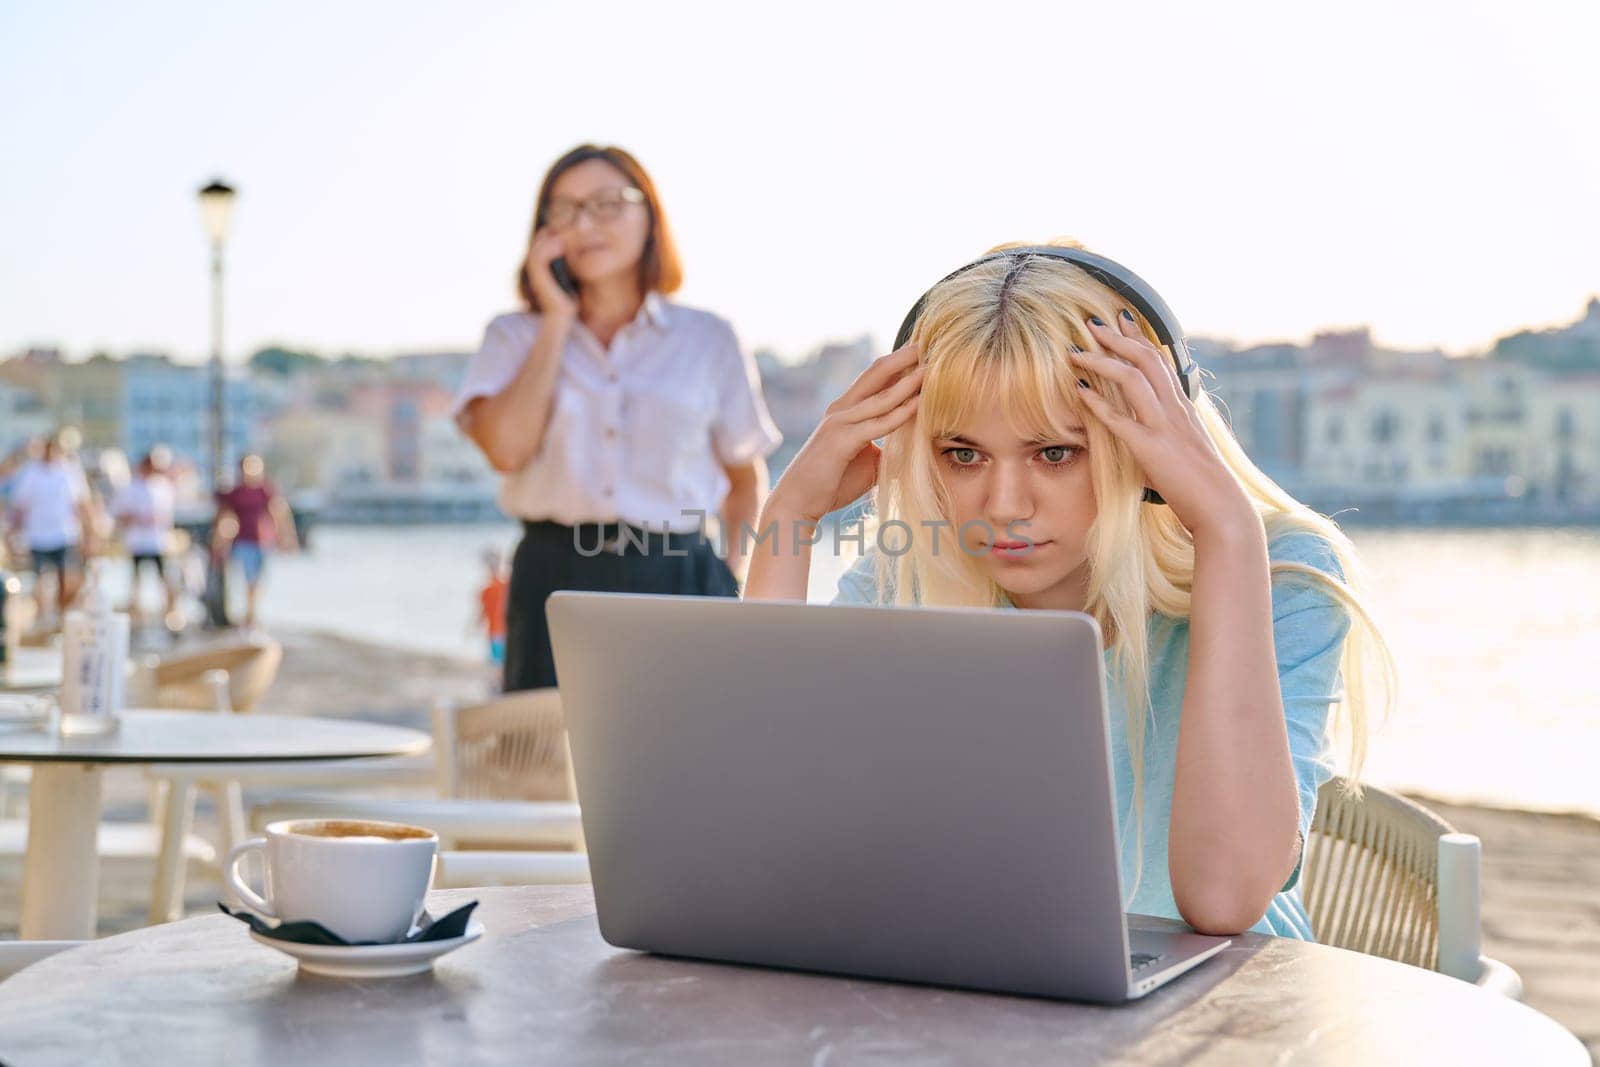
[455,144,782,691]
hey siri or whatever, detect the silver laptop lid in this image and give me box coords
[547,591,1136,1001]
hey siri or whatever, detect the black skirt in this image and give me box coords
[504,519,739,692]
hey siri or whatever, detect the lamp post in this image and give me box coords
[197,180,236,490]
[197,179,236,628]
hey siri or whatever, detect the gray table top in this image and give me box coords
[0,886,1585,1066]
[0,709,430,764]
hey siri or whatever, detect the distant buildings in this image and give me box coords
[1209,299,1600,518]
[264,408,388,491]
[259,354,500,521]
[0,352,263,486]
[757,335,875,475]
[108,356,263,486]
[2,298,1597,523]
[0,379,51,456]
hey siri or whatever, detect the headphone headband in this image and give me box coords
[892,245,1198,402]
[894,246,1198,504]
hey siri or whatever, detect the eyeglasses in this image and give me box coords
[541,187,646,230]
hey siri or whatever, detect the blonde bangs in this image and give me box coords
[913,266,1098,447]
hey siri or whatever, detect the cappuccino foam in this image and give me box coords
[287,819,432,842]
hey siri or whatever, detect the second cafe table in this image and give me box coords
[0,710,431,939]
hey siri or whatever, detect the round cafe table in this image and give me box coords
[0,886,1585,1066]
[0,710,430,940]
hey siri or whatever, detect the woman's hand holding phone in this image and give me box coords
[764,343,924,526]
[526,230,578,320]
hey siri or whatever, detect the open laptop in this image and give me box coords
[546,591,1231,1002]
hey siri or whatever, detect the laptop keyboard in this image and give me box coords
[1130,952,1164,971]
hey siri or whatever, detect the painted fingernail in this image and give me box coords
[1120,309,1135,323]
[1089,316,1107,327]
[1077,379,1090,389]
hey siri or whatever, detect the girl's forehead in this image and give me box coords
[937,404,1086,444]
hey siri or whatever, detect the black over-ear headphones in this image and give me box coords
[893,245,1200,505]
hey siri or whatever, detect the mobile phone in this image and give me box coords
[550,257,578,297]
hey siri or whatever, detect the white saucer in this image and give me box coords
[249,919,485,978]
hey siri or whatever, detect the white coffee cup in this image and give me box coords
[226,818,439,944]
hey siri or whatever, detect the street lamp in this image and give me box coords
[197,179,236,628]
[197,179,235,490]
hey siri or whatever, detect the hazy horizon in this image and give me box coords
[10,289,1598,370]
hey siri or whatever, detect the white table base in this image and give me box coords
[19,764,103,940]
[148,778,196,926]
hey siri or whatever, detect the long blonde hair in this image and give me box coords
[870,242,1395,866]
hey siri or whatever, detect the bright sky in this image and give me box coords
[3,1,1597,365]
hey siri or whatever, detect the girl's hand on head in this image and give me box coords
[525,229,577,319]
[1069,312,1254,539]
[764,343,924,525]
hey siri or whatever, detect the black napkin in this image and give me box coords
[218,899,478,947]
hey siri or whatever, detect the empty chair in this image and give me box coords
[139,637,285,924]
[138,638,283,715]
[250,688,584,887]
[438,687,576,808]
[1303,777,1522,998]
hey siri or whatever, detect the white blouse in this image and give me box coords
[453,294,782,533]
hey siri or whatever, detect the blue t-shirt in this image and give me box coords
[832,531,1349,940]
